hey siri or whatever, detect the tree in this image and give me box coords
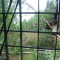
[45,0,56,12]
[0,0,20,58]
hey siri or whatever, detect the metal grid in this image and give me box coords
[0,0,60,60]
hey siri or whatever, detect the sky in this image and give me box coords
[26,0,47,11]
[22,0,47,12]
[22,0,47,21]
[16,0,47,21]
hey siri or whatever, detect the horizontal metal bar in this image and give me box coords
[0,30,60,34]
[0,44,60,50]
[0,12,60,14]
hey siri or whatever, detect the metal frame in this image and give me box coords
[0,0,60,60]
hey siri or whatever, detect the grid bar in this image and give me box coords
[1,44,60,50]
[0,12,60,14]
[54,0,59,60]
[1,30,60,34]
[0,0,60,60]
[1,0,9,60]
[19,0,23,60]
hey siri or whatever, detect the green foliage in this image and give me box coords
[22,14,38,31]
[39,34,55,48]
[0,0,60,60]
[23,49,37,60]
[26,53,36,60]
[38,50,54,60]
[45,0,56,12]
[22,20,28,30]
[22,33,37,47]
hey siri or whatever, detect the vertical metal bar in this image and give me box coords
[1,0,9,60]
[54,35,57,60]
[54,0,59,60]
[37,0,39,60]
[19,0,23,60]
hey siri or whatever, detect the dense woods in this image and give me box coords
[0,0,60,60]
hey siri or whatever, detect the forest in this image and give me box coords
[0,0,60,60]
